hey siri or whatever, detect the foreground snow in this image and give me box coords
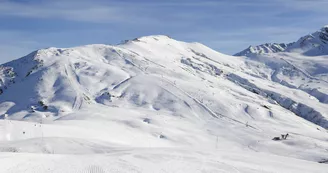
[1,118,328,173]
[1,145,327,173]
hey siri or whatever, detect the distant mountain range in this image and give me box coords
[234,43,292,56]
[235,25,328,56]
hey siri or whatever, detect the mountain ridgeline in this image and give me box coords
[235,25,328,57]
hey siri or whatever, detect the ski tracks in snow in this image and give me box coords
[281,57,328,84]
[64,64,83,110]
[161,77,260,131]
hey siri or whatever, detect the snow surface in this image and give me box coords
[0,34,327,172]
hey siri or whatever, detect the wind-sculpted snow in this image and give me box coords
[227,73,328,128]
[234,27,328,106]
[244,53,328,105]
[0,34,328,172]
[180,57,223,77]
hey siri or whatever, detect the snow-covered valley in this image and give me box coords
[0,27,328,172]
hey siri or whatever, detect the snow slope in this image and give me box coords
[0,35,327,172]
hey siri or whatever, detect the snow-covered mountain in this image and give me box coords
[234,43,292,56]
[0,34,328,172]
[235,25,328,57]
[286,25,328,55]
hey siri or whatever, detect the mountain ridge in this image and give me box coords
[235,25,328,57]
[234,42,293,56]
[0,32,328,172]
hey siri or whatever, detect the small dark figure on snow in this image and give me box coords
[272,133,289,141]
[281,133,289,140]
[272,137,280,141]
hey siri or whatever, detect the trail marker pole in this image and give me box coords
[216,136,218,149]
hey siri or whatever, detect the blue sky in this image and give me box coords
[0,0,327,63]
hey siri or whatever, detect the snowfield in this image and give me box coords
[0,30,328,172]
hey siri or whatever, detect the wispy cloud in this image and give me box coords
[278,0,328,11]
[0,30,42,63]
[0,0,293,24]
[0,1,125,23]
[0,0,221,24]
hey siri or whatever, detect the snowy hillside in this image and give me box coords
[0,35,328,172]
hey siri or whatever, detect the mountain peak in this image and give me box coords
[138,35,172,40]
[320,25,328,39]
[283,26,328,55]
[235,25,328,56]
[120,35,173,45]
[234,42,290,56]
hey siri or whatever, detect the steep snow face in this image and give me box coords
[234,43,291,56]
[285,26,328,55]
[0,35,328,172]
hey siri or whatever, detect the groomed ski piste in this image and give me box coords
[0,26,328,173]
